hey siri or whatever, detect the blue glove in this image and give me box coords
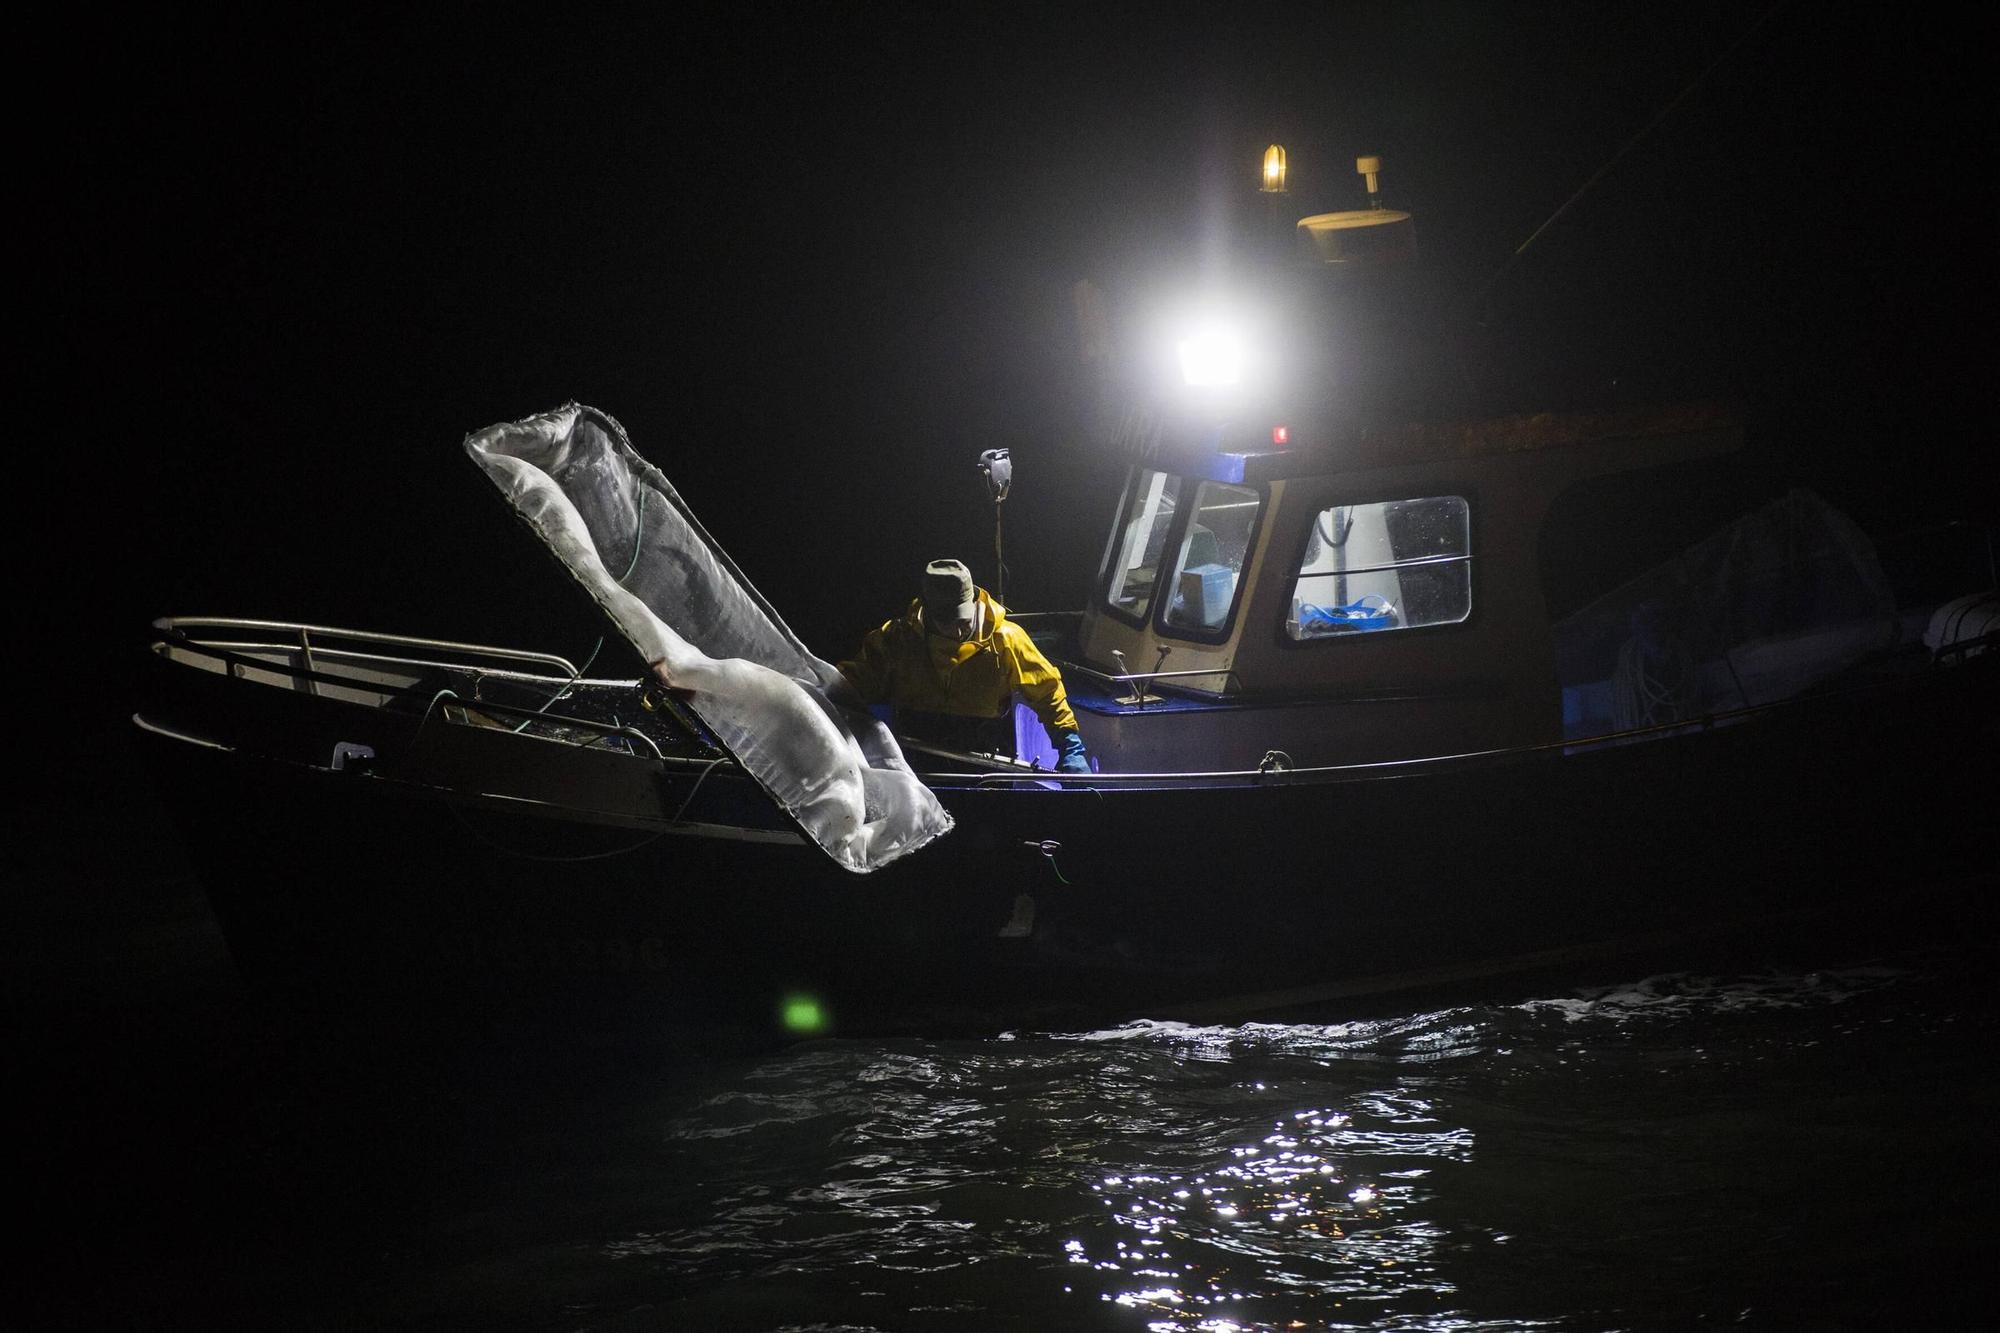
[1054,729,1092,774]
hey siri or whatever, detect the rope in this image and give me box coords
[512,486,647,731]
[1025,839,1075,885]
[667,754,732,826]
[411,687,461,748]
[511,638,602,732]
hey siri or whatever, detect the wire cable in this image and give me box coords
[667,754,732,826]
[512,486,648,731]
[1466,0,1790,327]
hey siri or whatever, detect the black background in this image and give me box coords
[38,0,1996,691]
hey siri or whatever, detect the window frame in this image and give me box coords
[1097,466,1189,629]
[1151,478,1271,647]
[1278,490,1479,648]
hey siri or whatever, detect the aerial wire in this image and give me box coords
[1465,0,1792,329]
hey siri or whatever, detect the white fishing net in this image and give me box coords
[464,402,952,873]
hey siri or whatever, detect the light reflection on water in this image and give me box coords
[1018,1014,1521,1329]
[561,961,1985,1330]
[1069,1093,1472,1329]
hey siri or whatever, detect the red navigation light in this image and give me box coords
[1271,425,1290,446]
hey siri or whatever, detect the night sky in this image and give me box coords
[48,2,1996,696]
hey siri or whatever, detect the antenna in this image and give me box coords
[1357,155,1383,209]
[977,449,1012,604]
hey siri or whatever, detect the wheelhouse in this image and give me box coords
[1071,405,1745,771]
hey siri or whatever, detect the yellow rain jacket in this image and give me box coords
[837,589,1080,743]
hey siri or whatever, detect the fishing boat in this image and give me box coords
[133,155,1997,1036]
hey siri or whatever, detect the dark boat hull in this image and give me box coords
[134,651,1998,1036]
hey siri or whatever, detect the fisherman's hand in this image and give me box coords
[646,658,697,703]
[1054,728,1092,775]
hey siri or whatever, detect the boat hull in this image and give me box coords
[134,653,1999,1036]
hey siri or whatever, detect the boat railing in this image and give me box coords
[152,618,717,763]
[154,616,584,692]
[936,646,1995,789]
[1057,659,1245,704]
[997,610,1242,701]
[1935,627,1998,663]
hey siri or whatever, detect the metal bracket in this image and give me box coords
[1111,645,1172,706]
[331,741,376,773]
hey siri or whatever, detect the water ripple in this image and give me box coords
[585,957,1983,1329]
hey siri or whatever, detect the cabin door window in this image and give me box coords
[1105,469,1183,620]
[1288,495,1471,639]
[1162,481,1263,634]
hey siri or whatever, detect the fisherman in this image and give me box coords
[837,558,1092,773]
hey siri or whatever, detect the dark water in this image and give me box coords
[22,839,1998,1333]
[555,961,1998,1332]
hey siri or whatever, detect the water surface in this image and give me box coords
[140,949,1988,1331]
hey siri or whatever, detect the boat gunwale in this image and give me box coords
[154,614,583,677]
[130,711,803,846]
[145,618,1995,797]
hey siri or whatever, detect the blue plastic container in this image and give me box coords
[1298,595,1397,634]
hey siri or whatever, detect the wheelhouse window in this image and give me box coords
[1288,495,1471,640]
[1162,481,1263,633]
[1104,469,1182,619]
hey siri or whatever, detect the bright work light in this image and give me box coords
[1177,326,1245,386]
